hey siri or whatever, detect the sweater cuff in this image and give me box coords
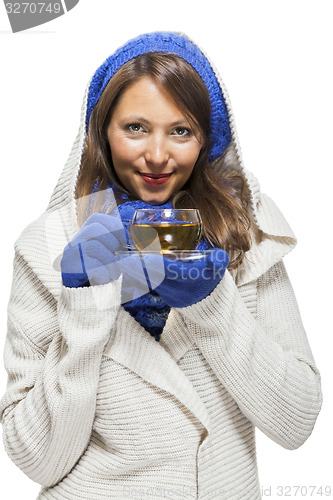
[178,270,235,328]
[61,275,122,312]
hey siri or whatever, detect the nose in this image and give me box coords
[144,132,169,168]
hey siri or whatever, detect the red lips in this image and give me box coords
[139,172,173,186]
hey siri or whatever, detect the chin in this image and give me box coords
[140,193,171,206]
[143,198,169,206]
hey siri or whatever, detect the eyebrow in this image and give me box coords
[121,116,190,127]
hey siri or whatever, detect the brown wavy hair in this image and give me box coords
[75,53,251,268]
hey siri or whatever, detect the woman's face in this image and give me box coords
[107,76,203,205]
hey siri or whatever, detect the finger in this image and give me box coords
[61,244,85,274]
[74,216,129,248]
[81,237,119,263]
[83,213,124,233]
[70,222,111,246]
[141,253,166,289]
[86,267,110,286]
[114,254,151,302]
[83,214,127,246]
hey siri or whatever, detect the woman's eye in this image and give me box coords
[173,127,191,137]
[126,123,144,134]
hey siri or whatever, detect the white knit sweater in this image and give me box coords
[0,57,322,500]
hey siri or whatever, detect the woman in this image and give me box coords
[0,31,322,499]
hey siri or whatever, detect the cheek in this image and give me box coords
[174,143,201,170]
[110,136,141,165]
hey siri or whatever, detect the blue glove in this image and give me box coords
[61,213,127,287]
[151,249,229,308]
[60,213,166,303]
[61,211,229,308]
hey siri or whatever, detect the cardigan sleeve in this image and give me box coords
[178,260,322,450]
[0,252,121,487]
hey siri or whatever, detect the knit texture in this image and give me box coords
[0,31,322,500]
[0,256,322,499]
[117,197,174,341]
[88,191,216,341]
[86,32,232,162]
[121,234,214,341]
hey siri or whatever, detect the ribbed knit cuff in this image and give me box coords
[178,271,233,330]
[58,277,122,351]
[61,276,122,312]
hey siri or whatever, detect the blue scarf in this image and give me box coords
[116,197,174,342]
[92,185,211,341]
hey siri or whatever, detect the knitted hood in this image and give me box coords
[16,31,297,294]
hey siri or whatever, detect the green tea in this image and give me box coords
[129,223,202,251]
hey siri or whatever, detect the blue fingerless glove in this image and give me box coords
[149,248,229,308]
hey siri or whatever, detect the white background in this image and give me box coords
[0,1,332,498]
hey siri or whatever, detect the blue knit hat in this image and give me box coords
[86,32,232,162]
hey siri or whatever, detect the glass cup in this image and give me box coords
[129,208,202,252]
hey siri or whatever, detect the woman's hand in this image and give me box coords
[152,249,229,308]
[60,213,166,303]
[61,214,229,307]
[60,213,129,288]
